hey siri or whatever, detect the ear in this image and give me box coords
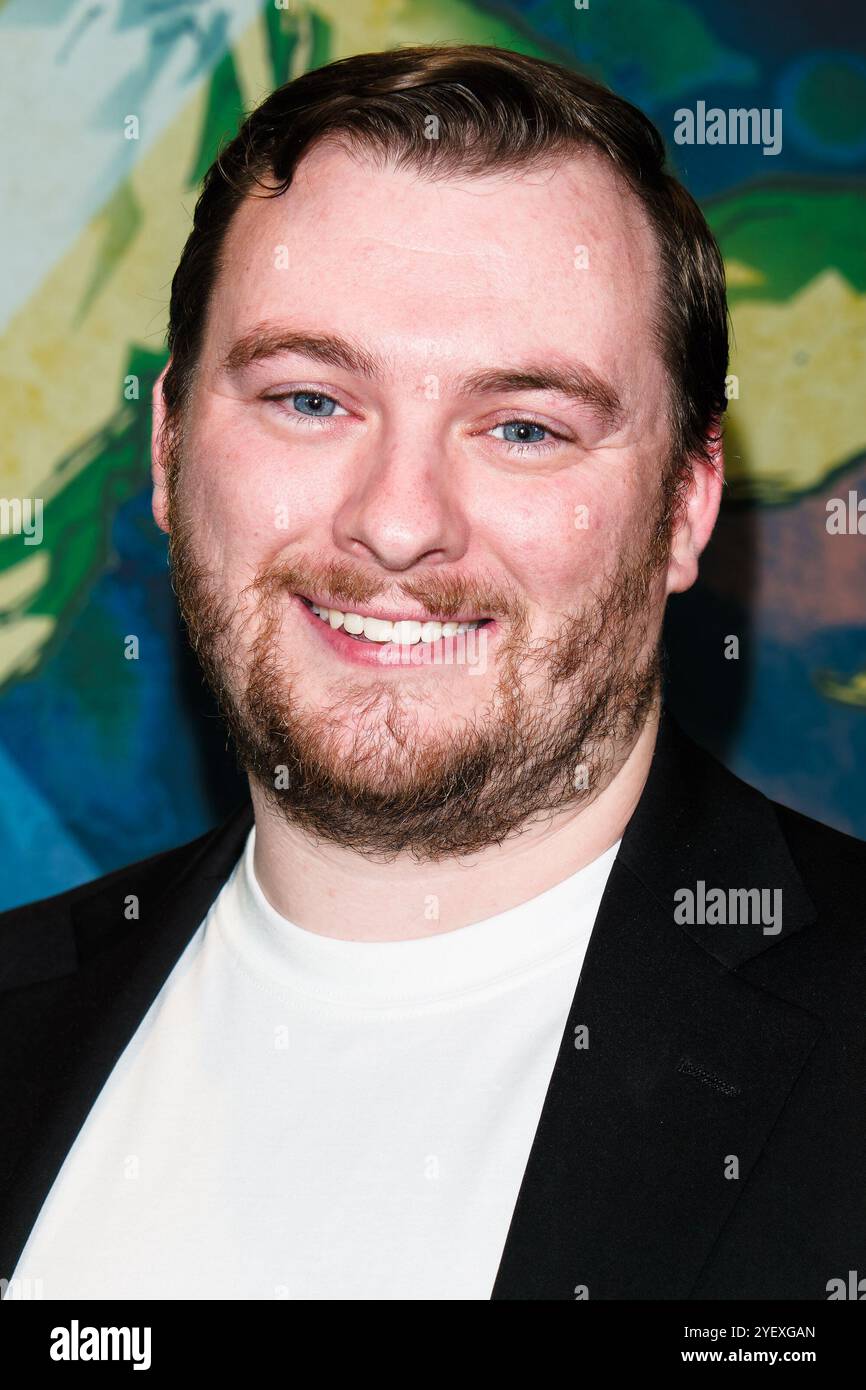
[665,429,724,596]
[151,363,172,535]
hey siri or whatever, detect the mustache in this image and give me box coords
[250,553,528,626]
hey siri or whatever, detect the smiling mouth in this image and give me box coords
[298,596,491,645]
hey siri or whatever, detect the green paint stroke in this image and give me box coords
[708,182,866,303]
[0,348,165,689]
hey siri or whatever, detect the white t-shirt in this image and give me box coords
[10,827,620,1301]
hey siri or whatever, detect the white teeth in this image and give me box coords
[305,601,484,644]
[361,617,393,643]
[391,620,422,645]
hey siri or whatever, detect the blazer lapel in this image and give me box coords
[491,714,823,1299]
[0,801,253,1284]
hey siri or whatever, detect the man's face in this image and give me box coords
[155,143,688,858]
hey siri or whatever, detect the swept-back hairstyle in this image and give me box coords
[163,44,728,471]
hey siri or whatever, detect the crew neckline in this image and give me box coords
[213,825,621,1010]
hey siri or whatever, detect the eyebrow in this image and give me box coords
[221,326,625,428]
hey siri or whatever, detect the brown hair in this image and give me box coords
[163,43,728,471]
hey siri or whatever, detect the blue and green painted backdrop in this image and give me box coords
[1,0,864,908]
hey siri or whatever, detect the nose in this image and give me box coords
[331,430,469,572]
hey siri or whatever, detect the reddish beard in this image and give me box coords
[164,433,678,860]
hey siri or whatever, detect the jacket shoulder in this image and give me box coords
[771,796,866,886]
[0,800,253,995]
[0,817,234,949]
[766,797,866,954]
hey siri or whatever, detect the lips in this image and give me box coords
[293,593,495,669]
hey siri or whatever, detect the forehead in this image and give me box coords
[206,141,662,387]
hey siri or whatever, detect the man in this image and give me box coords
[1,45,864,1302]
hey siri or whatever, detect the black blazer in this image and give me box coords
[1,711,864,1300]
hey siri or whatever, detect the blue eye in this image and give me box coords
[494,417,547,444]
[262,389,349,424]
[291,391,340,417]
[489,414,561,453]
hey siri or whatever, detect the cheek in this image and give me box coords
[474,479,626,609]
[181,408,334,570]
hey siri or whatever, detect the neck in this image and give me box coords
[250,703,661,942]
